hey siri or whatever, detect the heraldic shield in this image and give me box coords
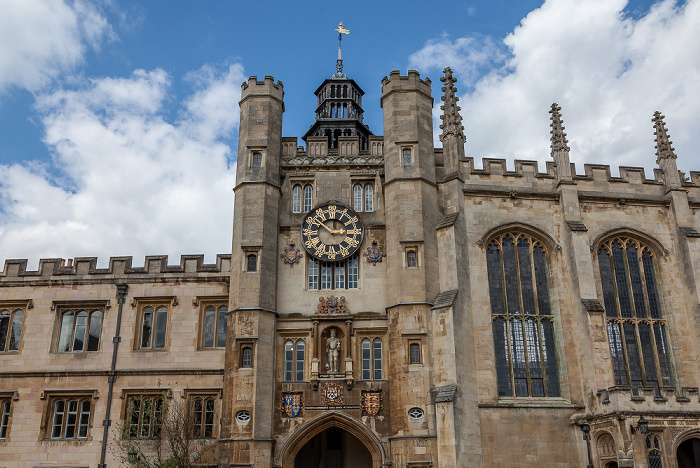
[363,392,381,416]
[284,394,301,418]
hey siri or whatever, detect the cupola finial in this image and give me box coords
[549,103,570,155]
[335,22,350,75]
[439,67,465,143]
[652,111,677,163]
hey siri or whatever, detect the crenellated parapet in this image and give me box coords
[240,75,284,104]
[380,70,432,102]
[0,254,231,282]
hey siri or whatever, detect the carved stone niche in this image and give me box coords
[319,325,346,376]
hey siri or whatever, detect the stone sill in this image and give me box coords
[479,398,585,409]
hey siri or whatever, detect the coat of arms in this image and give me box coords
[362,392,382,416]
[321,382,344,406]
[283,393,302,418]
[364,243,383,266]
[317,296,347,315]
[281,246,302,267]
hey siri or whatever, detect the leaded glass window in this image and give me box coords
[50,398,91,439]
[487,232,560,398]
[126,395,164,439]
[192,397,215,438]
[292,185,302,213]
[598,237,672,394]
[284,339,305,381]
[202,305,227,348]
[308,256,358,290]
[360,338,382,380]
[364,184,373,212]
[646,434,663,468]
[57,309,102,352]
[303,185,313,212]
[0,308,24,352]
[354,184,363,211]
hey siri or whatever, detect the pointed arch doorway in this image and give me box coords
[677,437,700,467]
[279,412,385,468]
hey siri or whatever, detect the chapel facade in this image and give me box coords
[1,57,700,468]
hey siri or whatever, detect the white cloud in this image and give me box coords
[0,64,244,267]
[0,0,114,93]
[409,0,700,175]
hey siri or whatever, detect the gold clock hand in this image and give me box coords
[318,222,333,233]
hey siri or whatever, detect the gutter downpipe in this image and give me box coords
[98,284,128,468]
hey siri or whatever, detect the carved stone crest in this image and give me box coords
[362,392,382,416]
[281,246,302,267]
[283,393,302,418]
[317,296,347,315]
[364,243,383,266]
[321,382,344,406]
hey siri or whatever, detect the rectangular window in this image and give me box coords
[45,394,93,440]
[247,254,257,272]
[135,298,173,350]
[409,342,421,364]
[200,303,228,349]
[125,394,165,439]
[321,262,332,290]
[191,396,215,438]
[0,305,25,352]
[406,250,417,268]
[308,258,319,290]
[56,307,103,352]
[252,152,262,167]
[0,399,11,440]
[241,346,253,367]
[303,185,313,212]
[402,147,412,164]
[308,257,359,290]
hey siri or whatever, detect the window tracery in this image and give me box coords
[597,236,672,393]
[486,231,560,398]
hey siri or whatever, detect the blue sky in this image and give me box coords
[0,0,697,267]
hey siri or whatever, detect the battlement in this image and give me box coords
[240,75,284,101]
[461,157,700,188]
[381,70,432,101]
[0,254,231,282]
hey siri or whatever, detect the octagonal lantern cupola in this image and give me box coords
[302,37,373,150]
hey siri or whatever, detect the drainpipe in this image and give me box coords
[98,284,128,468]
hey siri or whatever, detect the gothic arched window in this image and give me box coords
[303,185,313,212]
[646,434,663,468]
[353,184,363,211]
[284,339,305,382]
[597,236,672,393]
[361,338,383,380]
[486,231,560,398]
[292,185,302,213]
[364,184,373,212]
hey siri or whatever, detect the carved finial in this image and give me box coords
[549,103,570,155]
[439,67,465,143]
[652,111,677,163]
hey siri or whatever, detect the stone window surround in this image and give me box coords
[119,389,170,439]
[0,391,18,442]
[194,296,228,350]
[0,300,30,354]
[131,297,177,352]
[236,337,256,370]
[351,179,374,213]
[51,301,108,353]
[241,245,261,273]
[39,389,98,442]
[181,388,222,440]
[359,335,384,380]
[400,241,423,269]
[290,177,315,214]
[247,146,265,168]
[396,140,417,166]
[402,333,426,366]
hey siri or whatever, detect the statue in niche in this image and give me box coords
[325,329,341,373]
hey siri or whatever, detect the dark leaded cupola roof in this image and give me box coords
[302,69,373,151]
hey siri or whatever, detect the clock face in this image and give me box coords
[301,204,364,261]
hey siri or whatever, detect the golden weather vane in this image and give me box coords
[335,22,349,74]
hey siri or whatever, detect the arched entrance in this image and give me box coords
[295,427,372,468]
[677,437,700,467]
[278,412,386,468]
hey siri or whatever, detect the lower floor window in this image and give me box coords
[192,397,215,438]
[50,398,91,439]
[308,256,358,290]
[0,399,10,439]
[126,395,164,438]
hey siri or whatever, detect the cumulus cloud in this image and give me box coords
[0,0,114,93]
[409,0,700,175]
[0,64,244,266]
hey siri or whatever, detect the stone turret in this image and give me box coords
[439,67,465,176]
